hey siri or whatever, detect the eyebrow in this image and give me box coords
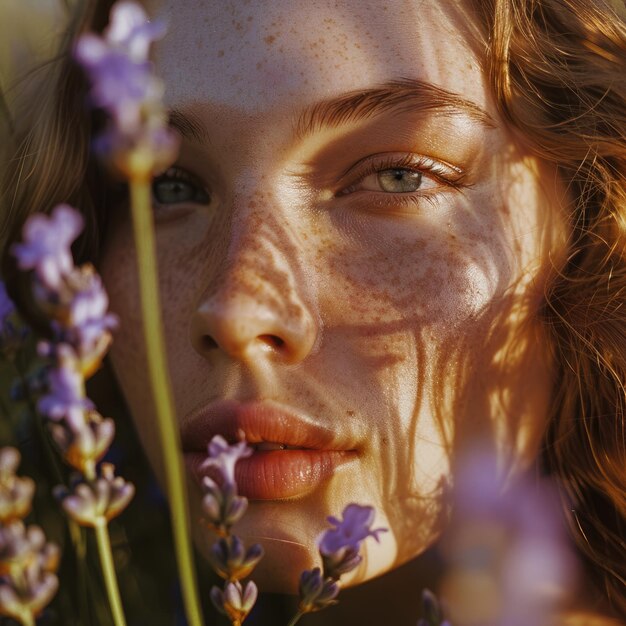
[167,77,495,143]
[168,108,209,143]
[295,78,495,138]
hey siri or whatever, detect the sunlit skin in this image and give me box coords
[98,0,568,618]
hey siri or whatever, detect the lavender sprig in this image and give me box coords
[74,0,177,179]
[203,436,262,626]
[289,504,387,626]
[75,3,202,623]
[318,504,387,581]
[0,448,59,626]
[11,204,131,626]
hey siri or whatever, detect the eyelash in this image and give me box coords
[337,153,465,209]
[152,167,211,211]
[150,155,464,219]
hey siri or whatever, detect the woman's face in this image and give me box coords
[100,0,567,590]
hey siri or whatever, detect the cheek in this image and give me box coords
[315,205,509,337]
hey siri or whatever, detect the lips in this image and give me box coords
[181,400,358,500]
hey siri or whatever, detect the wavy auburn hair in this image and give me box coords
[469,0,626,615]
[0,0,625,618]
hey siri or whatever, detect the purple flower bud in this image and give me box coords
[0,282,27,359]
[37,361,93,433]
[0,521,59,581]
[11,205,83,291]
[209,535,264,582]
[318,504,387,580]
[48,265,119,367]
[99,0,165,62]
[211,580,258,624]
[0,521,59,622]
[74,0,178,177]
[74,1,165,126]
[418,588,450,626]
[57,464,134,526]
[201,435,252,490]
[297,567,340,614]
[0,449,35,524]
[48,411,115,476]
[0,282,15,331]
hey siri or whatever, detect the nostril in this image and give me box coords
[259,334,285,350]
[201,335,219,351]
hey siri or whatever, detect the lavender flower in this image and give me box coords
[201,436,252,490]
[11,205,83,291]
[48,410,115,477]
[56,265,118,359]
[210,580,258,625]
[318,503,387,580]
[56,464,135,526]
[201,437,252,536]
[0,522,59,623]
[75,0,178,177]
[202,475,249,532]
[297,567,340,614]
[209,535,264,582]
[0,283,28,360]
[0,282,15,332]
[0,449,35,524]
[37,356,94,433]
[0,450,59,624]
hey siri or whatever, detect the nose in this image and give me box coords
[189,216,318,365]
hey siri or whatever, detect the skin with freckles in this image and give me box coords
[98,0,569,613]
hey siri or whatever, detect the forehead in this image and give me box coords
[145,0,491,118]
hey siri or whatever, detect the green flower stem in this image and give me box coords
[129,177,204,626]
[20,613,35,626]
[286,612,305,626]
[94,518,126,626]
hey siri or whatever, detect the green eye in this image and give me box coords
[377,169,423,193]
[152,169,210,205]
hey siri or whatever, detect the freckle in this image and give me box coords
[346,410,355,417]
[217,50,224,57]
[256,61,263,69]
[264,34,276,45]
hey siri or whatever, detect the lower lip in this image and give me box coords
[184,449,356,500]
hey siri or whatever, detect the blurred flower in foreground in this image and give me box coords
[11,205,83,291]
[0,449,35,524]
[75,0,178,178]
[0,449,59,626]
[11,206,119,479]
[11,205,118,372]
[440,446,578,626]
[0,282,29,361]
[55,464,134,527]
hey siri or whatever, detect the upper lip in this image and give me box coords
[181,399,358,452]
